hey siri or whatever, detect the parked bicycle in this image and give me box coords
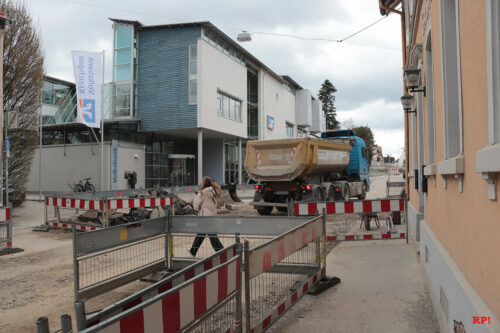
[68,178,95,193]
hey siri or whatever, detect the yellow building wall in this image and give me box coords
[412,0,500,318]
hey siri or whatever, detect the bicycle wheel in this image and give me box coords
[75,184,84,192]
[87,183,96,193]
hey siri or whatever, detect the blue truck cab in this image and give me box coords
[320,129,371,191]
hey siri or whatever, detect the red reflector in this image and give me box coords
[254,185,264,190]
[335,188,341,191]
[266,187,273,191]
[300,185,312,190]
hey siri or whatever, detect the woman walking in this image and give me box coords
[189,177,224,256]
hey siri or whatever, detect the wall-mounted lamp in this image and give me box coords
[401,93,416,114]
[237,31,252,42]
[404,67,426,96]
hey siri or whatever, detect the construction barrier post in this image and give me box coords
[36,317,49,333]
[74,300,86,332]
[165,210,171,269]
[60,314,72,333]
[234,233,242,333]
[405,198,409,244]
[43,197,47,227]
[243,241,251,333]
[72,226,79,302]
[322,208,327,276]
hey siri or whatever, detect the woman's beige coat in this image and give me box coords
[193,187,217,216]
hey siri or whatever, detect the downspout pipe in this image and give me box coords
[379,0,410,201]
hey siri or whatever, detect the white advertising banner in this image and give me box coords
[71,51,102,128]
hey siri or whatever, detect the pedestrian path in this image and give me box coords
[269,240,439,332]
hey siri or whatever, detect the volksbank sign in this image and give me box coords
[71,51,102,128]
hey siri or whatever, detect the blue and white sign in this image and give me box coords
[267,115,275,130]
[71,51,102,128]
[111,140,118,190]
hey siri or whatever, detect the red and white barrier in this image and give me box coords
[89,257,241,333]
[0,207,11,248]
[45,221,99,231]
[250,268,324,333]
[248,218,322,278]
[0,207,10,221]
[46,197,104,210]
[294,199,405,216]
[327,233,405,241]
[86,246,238,328]
[107,197,173,210]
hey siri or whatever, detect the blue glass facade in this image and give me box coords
[137,26,201,131]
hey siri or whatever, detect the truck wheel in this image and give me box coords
[256,206,273,215]
[327,186,335,202]
[358,182,367,200]
[364,217,371,230]
[312,187,324,202]
[342,185,350,201]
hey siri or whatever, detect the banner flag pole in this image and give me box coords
[101,50,105,192]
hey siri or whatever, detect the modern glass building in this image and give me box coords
[36,20,323,189]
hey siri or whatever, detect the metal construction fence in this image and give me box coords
[74,214,324,333]
[292,198,407,242]
[0,206,12,251]
[40,213,324,332]
[44,189,173,230]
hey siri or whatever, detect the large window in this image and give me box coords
[188,44,197,105]
[425,34,436,165]
[114,24,133,82]
[115,84,131,117]
[217,92,241,122]
[486,0,500,144]
[440,0,462,159]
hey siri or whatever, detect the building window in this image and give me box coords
[189,79,197,105]
[189,44,197,75]
[217,92,241,122]
[115,83,131,117]
[425,33,436,165]
[113,24,133,82]
[202,30,246,67]
[440,0,462,159]
[297,126,307,138]
[286,123,294,138]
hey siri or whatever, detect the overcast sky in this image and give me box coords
[28,0,404,157]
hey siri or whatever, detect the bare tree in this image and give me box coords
[1,0,43,205]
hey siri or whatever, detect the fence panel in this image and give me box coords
[82,244,239,330]
[244,216,325,332]
[80,254,242,333]
[293,199,407,242]
[73,217,169,301]
[44,192,173,230]
[0,207,12,250]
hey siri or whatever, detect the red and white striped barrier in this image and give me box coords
[45,197,104,210]
[86,246,238,328]
[327,233,406,241]
[107,197,173,210]
[87,256,241,333]
[0,207,10,221]
[0,207,12,248]
[248,218,322,278]
[45,221,99,231]
[294,199,405,216]
[250,268,324,333]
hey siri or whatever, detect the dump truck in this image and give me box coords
[245,129,370,215]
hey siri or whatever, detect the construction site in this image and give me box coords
[1,0,500,332]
